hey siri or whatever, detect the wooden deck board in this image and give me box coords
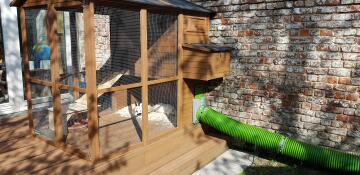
[0,114,227,175]
[0,143,56,166]
[0,136,36,154]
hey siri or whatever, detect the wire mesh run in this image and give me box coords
[55,10,89,153]
[94,6,141,88]
[30,83,55,140]
[25,9,51,81]
[98,88,142,157]
[59,89,89,153]
[148,81,177,138]
[147,12,178,80]
[58,11,86,89]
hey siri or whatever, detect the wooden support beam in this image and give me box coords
[46,0,64,144]
[19,7,34,135]
[140,9,149,145]
[83,0,100,161]
[177,14,184,128]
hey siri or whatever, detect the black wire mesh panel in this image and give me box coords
[98,88,142,157]
[57,11,86,90]
[30,83,55,140]
[51,10,90,153]
[148,81,177,138]
[94,6,141,88]
[147,12,178,80]
[59,89,90,154]
[25,8,54,141]
[25,9,52,81]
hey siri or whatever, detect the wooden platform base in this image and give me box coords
[0,115,228,175]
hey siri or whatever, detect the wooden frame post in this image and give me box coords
[83,0,100,161]
[140,9,149,145]
[19,7,34,134]
[47,0,64,143]
[177,14,184,128]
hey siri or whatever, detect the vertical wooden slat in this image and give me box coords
[46,0,64,143]
[19,7,34,134]
[205,16,210,38]
[83,0,100,161]
[177,14,184,128]
[140,9,149,145]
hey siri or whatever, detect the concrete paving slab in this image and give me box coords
[193,149,252,175]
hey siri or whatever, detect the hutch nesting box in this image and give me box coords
[11,0,232,162]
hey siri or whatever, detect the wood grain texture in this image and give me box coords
[182,48,230,81]
[47,1,64,143]
[183,16,209,44]
[140,9,149,145]
[83,0,100,161]
[177,14,184,128]
[0,115,227,175]
[19,7,34,134]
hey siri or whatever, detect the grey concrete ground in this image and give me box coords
[193,149,252,175]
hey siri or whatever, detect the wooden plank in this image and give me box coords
[97,82,142,94]
[184,33,208,44]
[0,126,29,142]
[0,136,36,154]
[184,16,207,33]
[182,80,194,126]
[19,7,34,135]
[34,158,92,175]
[0,115,28,134]
[0,149,75,174]
[182,64,228,74]
[82,126,213,175]
[148,76,178,86]
[47,0,64,143]
[29,78,52,87]
[29,78,86,93]
[183,72,228,81]
[0,143,56,166]
[140,9,149,145]
[150,137,227,175]
[83,0,100,161]
[178,14,184,128]
[142,126,214,172]
[22,0,82,9]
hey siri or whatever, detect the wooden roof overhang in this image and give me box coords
[10,0,215,16]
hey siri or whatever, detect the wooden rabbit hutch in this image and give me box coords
[11,0,232,170]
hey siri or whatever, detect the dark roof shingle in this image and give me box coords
[10,0,214,15]
[126,0,213,14]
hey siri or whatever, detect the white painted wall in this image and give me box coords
[0,0,26,115]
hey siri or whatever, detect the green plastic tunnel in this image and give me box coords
[196,106,360,173]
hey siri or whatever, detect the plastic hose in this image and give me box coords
[197,106,360,173]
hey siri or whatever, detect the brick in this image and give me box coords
[320,29,333,36]
[326,127,347,136]
[336,114,350,122]
[344,108,355,115]
[299,29,310,36]
[328,69,351,77]
[334,91,346,99]
[316,0,341,5]
[346,93,359,101]
[338,77,351,84]
[192,0,360,151]
[327,76,338,84]
[352,78,360,86]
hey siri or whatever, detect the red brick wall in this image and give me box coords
[191,0,360,153]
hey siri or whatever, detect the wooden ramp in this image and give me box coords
[0,115,227,175]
